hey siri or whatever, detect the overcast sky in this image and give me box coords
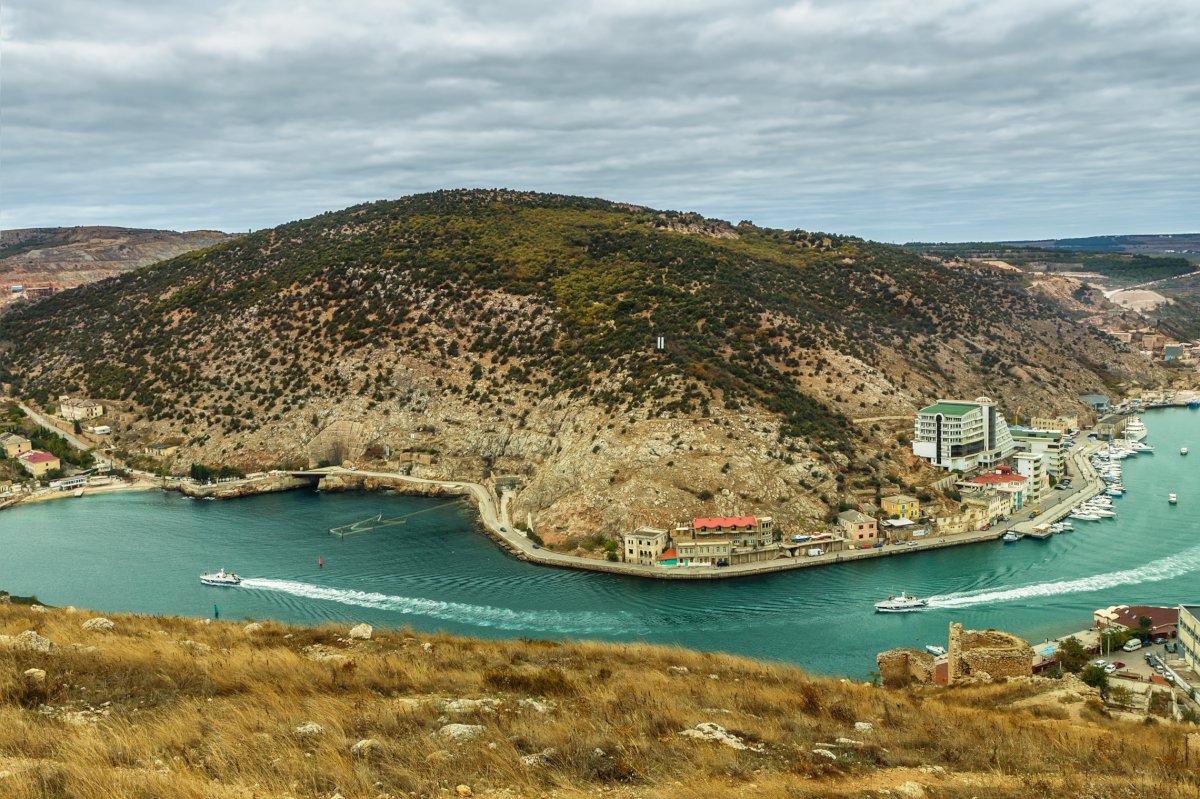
[3,1,1197,241]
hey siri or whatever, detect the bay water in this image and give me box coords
[2,407,1197,678]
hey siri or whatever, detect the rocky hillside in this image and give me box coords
[1,602,1196,799]
[0,191,1163,538]
[0,226,232,313]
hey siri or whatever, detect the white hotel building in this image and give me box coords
[912,397,1016,471]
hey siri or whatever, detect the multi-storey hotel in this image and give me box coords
[912,397,1015,471]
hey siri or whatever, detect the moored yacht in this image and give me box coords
[1123,416,1147,441]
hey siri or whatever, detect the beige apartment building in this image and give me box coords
[622,527,669,566]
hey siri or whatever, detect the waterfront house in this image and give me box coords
[48,474,88,492]
[836,510,878,545]
[1093,605,1179,640]
[911,397,1015,471]
[16,450,60,477]
[622,527,669,566]
[881,494,921,521]
[961,490,1011,526]
[1180,605,1200,675]
[671,516,779,567]
[0,432,32,459]
[963,467,1029,511]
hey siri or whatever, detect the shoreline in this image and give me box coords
[154,467,1043,580]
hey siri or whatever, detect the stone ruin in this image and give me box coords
[876,622,1032,688]
[946,622,1032,684]
[876,648,936,688]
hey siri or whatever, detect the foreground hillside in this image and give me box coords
[1,603,1196,798]
[0,226,232,314]
[0,191,1162,536]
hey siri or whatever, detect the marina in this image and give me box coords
[0,406,1197,678]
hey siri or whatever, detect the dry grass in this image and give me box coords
[1,604,1197,798]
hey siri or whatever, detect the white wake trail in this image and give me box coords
[238,578,638,634]
[926,544,1200,609]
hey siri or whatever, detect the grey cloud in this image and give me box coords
[2,0,1197,240]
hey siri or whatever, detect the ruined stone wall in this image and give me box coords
[876,648,936,688]
[948,622,1031,684]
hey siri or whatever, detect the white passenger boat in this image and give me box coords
[874,592,929,613]
[925,644,946,656]
[1168,493,1177,504]
[199,569,242,586]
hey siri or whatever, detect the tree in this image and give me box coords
[73,420,82,435]
[1056,636,1089,673]
[189,463,213,483]
[1080,665,1110,695]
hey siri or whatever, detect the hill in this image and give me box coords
[0,226,232,314]
[0,190,1163,539]
[1005,233,1200,261]
[1,603,1196,798]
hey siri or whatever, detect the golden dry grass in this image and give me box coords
[1,603,1197,798]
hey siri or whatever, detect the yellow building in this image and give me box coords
[17,450,60,477]
[1180,604,1200,675]
[622,527,669,566]
[671,516,779,567]
[881,494,921,521]
[58,397,104,421]
[0,432,32,459]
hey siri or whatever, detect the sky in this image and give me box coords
[2,0,1197,242]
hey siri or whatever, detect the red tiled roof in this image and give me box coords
[17,451,58,464]
[1108,605,1178,633]
[692,516,757,530]
[659,549,677,561]
[968,472,1027,485]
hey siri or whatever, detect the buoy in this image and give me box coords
[318,556,324,568]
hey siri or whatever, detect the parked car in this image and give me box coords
[1091,659,1107,668]
[1165,641,1178,654]
[1111,661,1125,669]
[1103,664,1117,674]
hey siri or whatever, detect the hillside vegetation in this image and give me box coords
[0,191,1161,536]
[1,603,1196,798]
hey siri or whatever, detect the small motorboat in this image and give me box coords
[1168,493,1177,504]
[874,592,929,613]
[925,644,946,657]
[73,488,84,497]
[200,569,242,586]
[1182,447,1189,456]
[1002,530,1021,542]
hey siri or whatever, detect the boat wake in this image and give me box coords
[926,544,1200,609]
[238,578,641,634]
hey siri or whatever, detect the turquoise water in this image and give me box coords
[2,407,1197,678]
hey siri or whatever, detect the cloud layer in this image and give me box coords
[4,0,1197,240]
